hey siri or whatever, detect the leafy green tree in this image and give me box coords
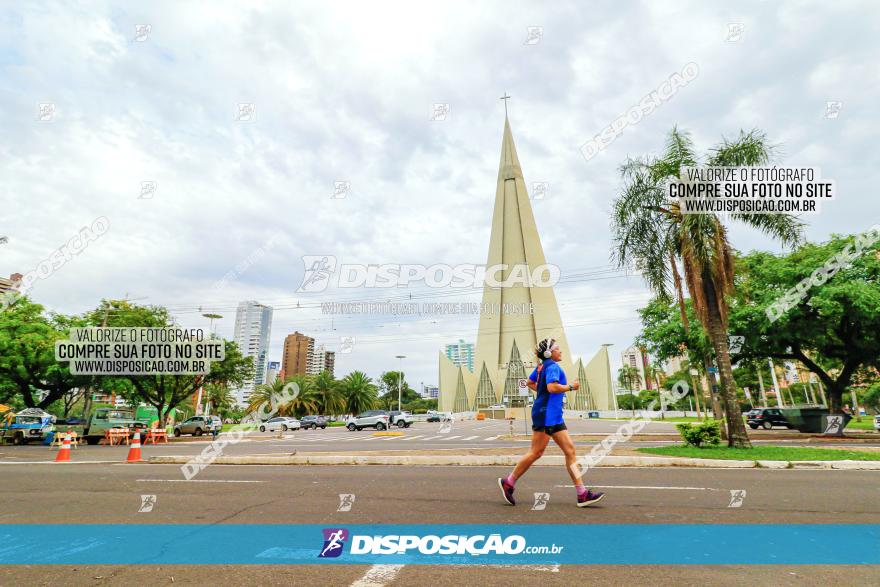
[340,371,378,414]
[611,127,804,447]
[862,383,880,414]
[378,371,419,410]
[729,232,880,413]
[0,298,91,409]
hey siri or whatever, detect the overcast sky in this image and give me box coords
[3,0,878,389]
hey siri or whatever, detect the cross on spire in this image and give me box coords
[500,92,510,117]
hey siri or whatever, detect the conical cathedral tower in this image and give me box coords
[438,114,614,413]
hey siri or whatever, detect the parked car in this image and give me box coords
[347,410,390,431]
[301,415,327,430]
[747,408,791,430]
[874,415,880,431]
[174,415,223,437]
[427,412,453,423]
[388,410,414,428]
[258,416,301,432]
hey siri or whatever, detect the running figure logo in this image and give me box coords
[138,494,156,513]
[318,528,349,558]
[297,255,337,292]
[337,494,356,512]
[824,415,844,435]
[728,490,747,508]
[531,492,549,510]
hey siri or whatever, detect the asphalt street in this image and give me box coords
[1,463,878,585]
[3,419,878,463]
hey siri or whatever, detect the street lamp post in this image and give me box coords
[395,355,406,412]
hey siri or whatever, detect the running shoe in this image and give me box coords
[577,490,605,507]
[498,477,516,505]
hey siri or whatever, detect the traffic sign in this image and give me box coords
[518,378,530,396]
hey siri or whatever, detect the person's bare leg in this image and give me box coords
[551,429,583,485]
[511,430,550,481]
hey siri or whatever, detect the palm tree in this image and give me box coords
[617,365,640,416]
[339,371,378,415]
[246,378,286,418]
[278,374,320,417]
[313,370,344,416]
[203,383,233,417]
[611,127,803,447]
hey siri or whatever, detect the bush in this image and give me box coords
[676,421,721,448]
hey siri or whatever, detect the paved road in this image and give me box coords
[3,420,878,463]
[1,463,878,585]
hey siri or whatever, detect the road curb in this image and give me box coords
[146,454,880,469]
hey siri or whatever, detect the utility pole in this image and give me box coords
[768,358,784,408]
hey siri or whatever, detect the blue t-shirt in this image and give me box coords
[529,359,568,427]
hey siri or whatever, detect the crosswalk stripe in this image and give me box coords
[485,435,500,440]
[400,435,424,441]
[462,435,479,440]
[441,435,461,440]
[420,435,441,441]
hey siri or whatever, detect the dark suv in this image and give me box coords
[747,408,791,430]
[300,415,327,430]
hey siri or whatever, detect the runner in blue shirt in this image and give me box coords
[498,338,605,508]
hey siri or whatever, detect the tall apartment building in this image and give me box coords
[307,345,335,377]
[444,339,474,373]
[620,345,652,391]
[282,332,313,378]
[232,301,273,405]
[0,273,22,294]
[282,332,335,378]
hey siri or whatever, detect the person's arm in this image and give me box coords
[527,366,539,390]
[547,381,579,394]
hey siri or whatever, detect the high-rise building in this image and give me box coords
[620,345,652,390]
[0,273,22,294]
[266,361,280,385]
[232,301,273,405]
[438,115,612,413]
[445,339,475,373]
[307,344,335,377]
[282,332,314,377]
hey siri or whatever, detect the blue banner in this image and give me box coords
[0,525,877,565]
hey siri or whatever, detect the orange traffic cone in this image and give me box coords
[126,431,143,463]
[54,433,71,462]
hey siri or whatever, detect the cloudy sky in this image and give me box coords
[3,0,878,389]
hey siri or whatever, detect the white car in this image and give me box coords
[874,415,880,431]
[259,416,301,432]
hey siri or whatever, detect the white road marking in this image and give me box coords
[441,435,461,440]
[136,479,264,483]
[485,435,500,440]
[350,564,405,587]
[462,436,479,440]
[400,435,424,441]
[420,436,441,441]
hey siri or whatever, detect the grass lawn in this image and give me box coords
[844,418,879,431]
[637,445,880,461]
[599,416,719,423]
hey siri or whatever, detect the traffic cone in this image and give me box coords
[126,431,143,463]
[54,433,71,462]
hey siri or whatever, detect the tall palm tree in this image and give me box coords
[612,127,803,447]
[278,374,320,417]
[313,370,344,416]
[617,365,640,416]
[204,383,233,417]
[339,371,378,415]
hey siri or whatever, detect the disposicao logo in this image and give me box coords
[318,528,349,558]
